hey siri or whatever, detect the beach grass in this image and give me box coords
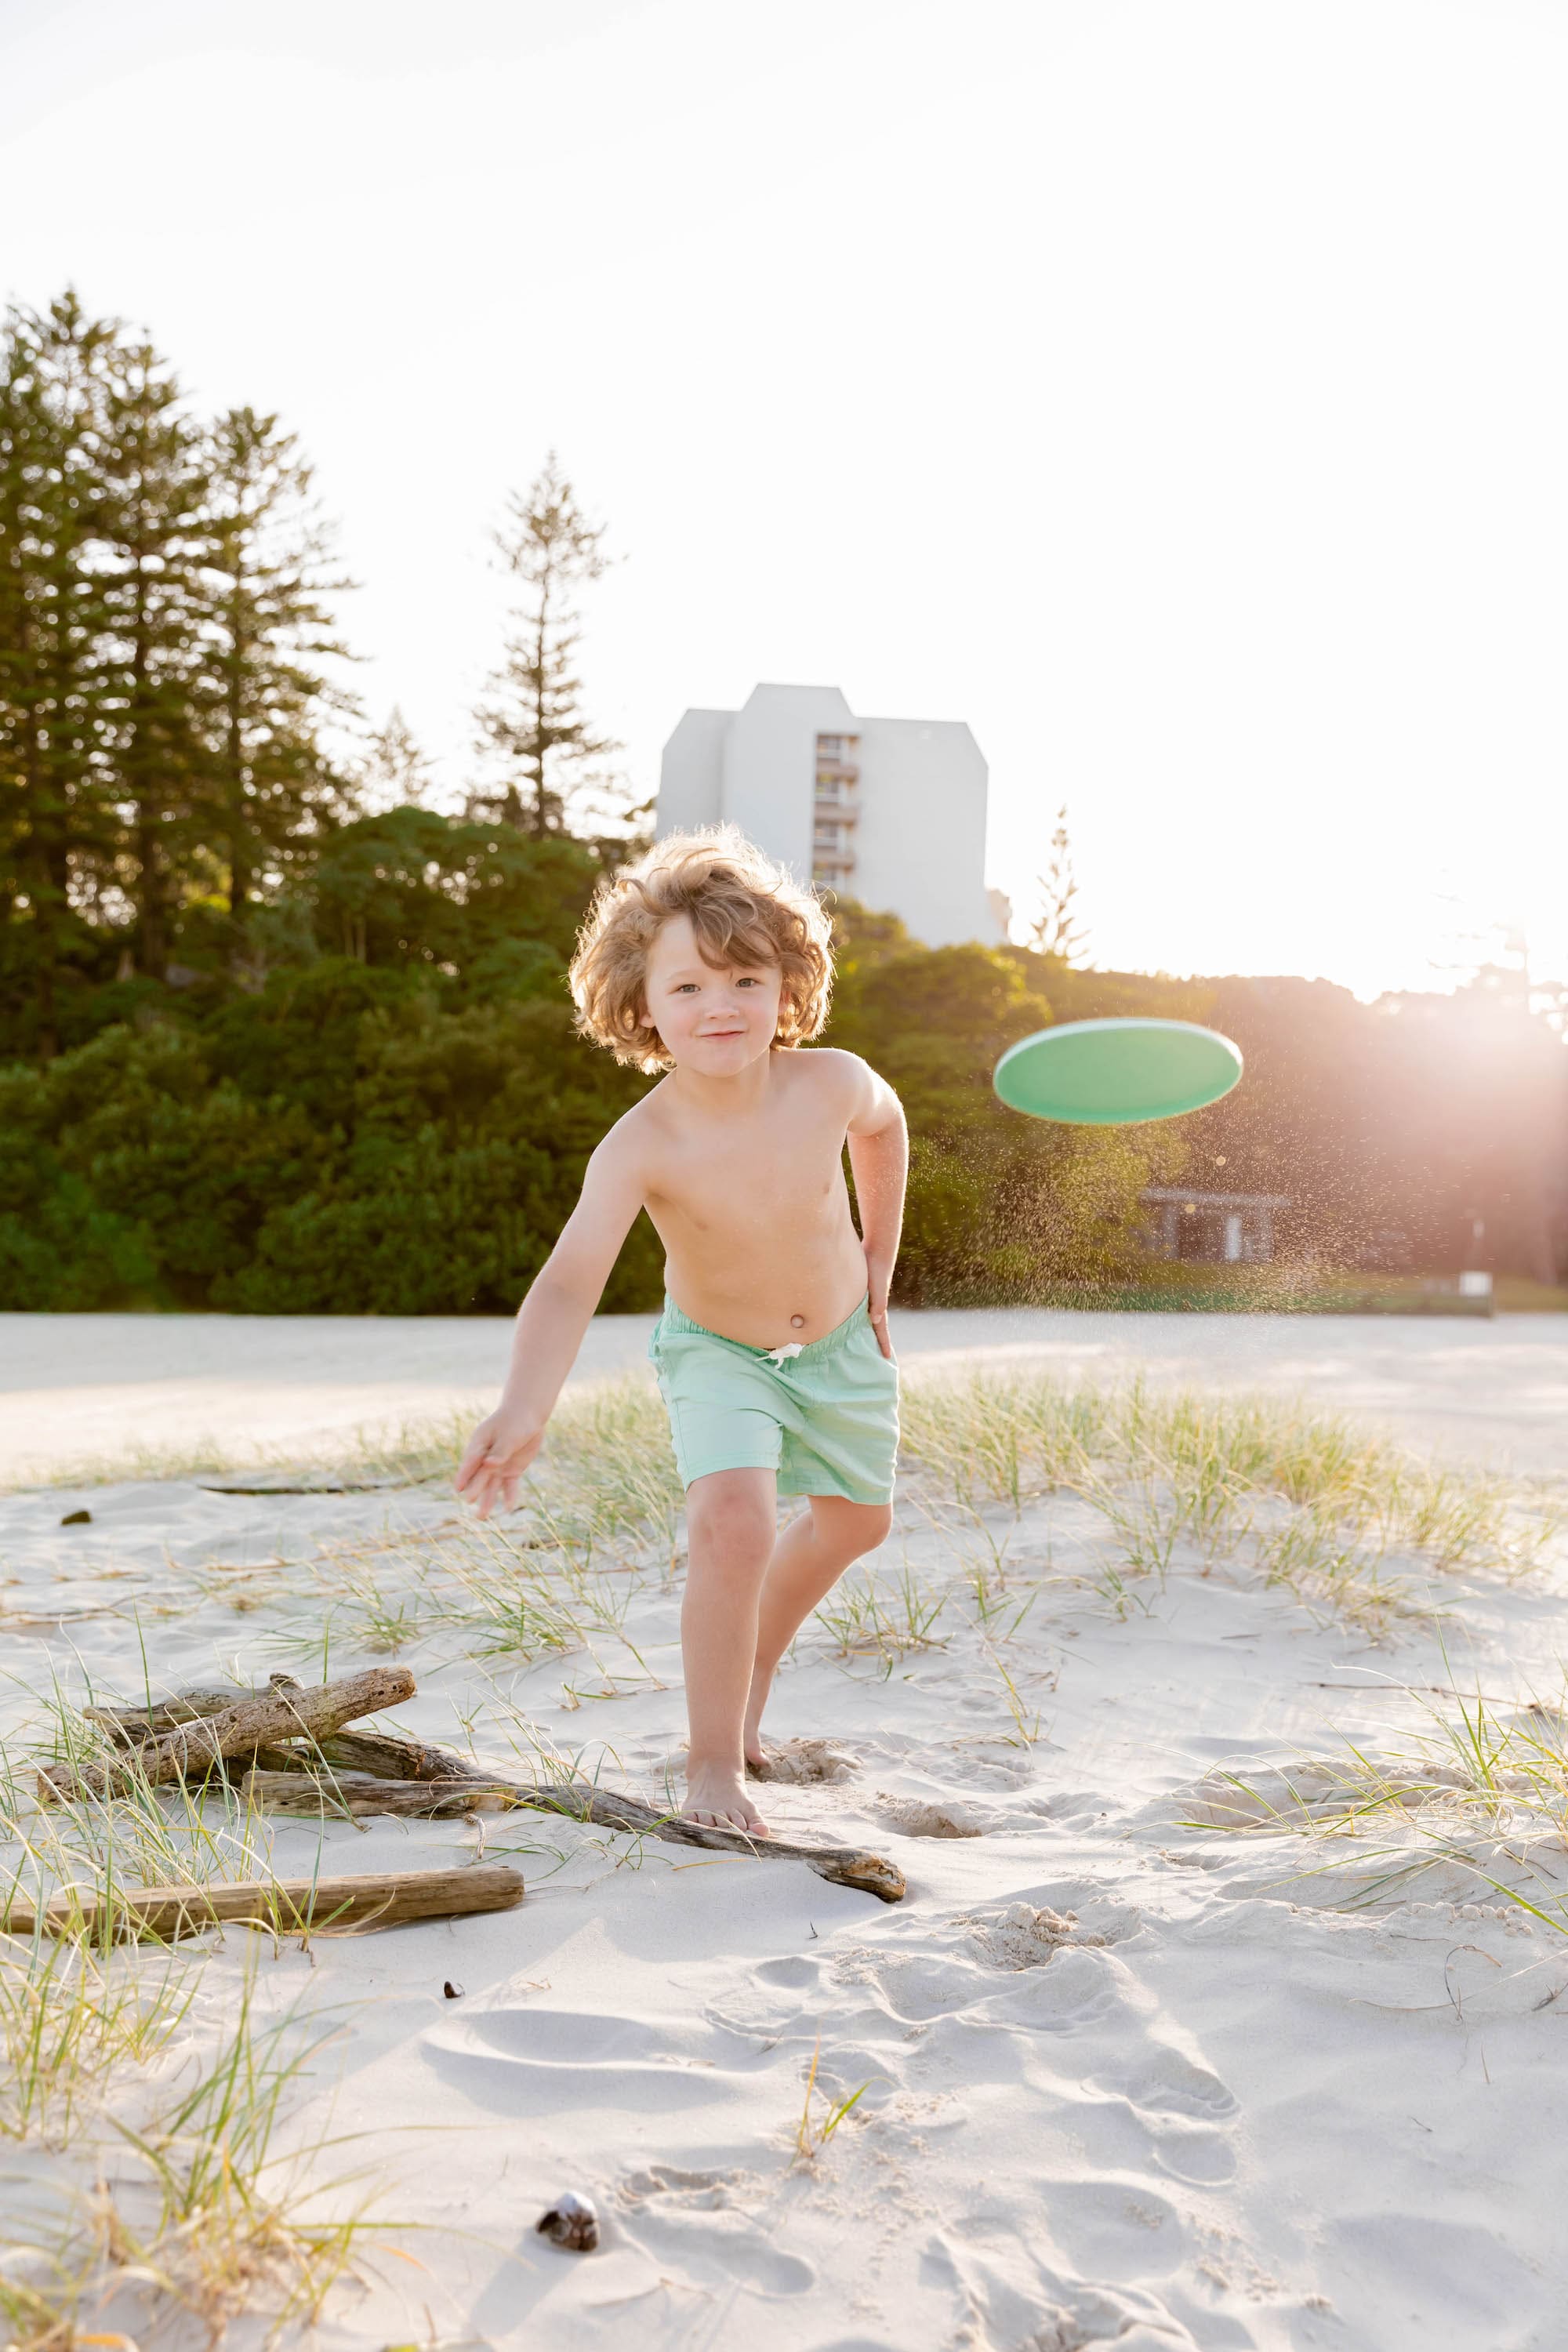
[20,1366,1545,1679]
[898,1369,1563,1627]
[1178,1660,1568,1929]
[15,1363,1558,1613]
[0,1959,385,2348]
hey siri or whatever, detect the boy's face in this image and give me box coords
[642,912,785,1078]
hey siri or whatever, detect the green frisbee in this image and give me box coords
[993,1017,1243,1126]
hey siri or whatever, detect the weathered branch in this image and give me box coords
[39,1668,416,1806]
[242,1731,906,1902]
[61,1678,907,1901]
[518,1777,906,1904]
[85,1675,302,1746]
[317,1727,477,1782]
[241,1770,514,1820]
[1,1864,523,1942]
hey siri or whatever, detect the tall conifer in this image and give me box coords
[197,408,353,936]
[355,705,435,811]
[471,453,623,837]
[0,296,132,1051]
[98,331,210,978]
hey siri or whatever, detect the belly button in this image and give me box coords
[789,1314,806,1329]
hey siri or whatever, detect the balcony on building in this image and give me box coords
[815,729,860,787]
[811,841,856,880]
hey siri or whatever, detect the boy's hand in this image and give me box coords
[864,1255,895,1361]
[455,1408,544,1519]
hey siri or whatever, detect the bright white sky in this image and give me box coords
[4,0,1565,998]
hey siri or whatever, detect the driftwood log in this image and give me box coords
[39,1667,416,1806]
[0,1864,524,1942]
[241,1724,906,1903]
[316,1726,477,1781]
[242,1770,514,1820]
[84,1675,304,1745]
[511,1773,904,1902]
[56,1677,908,1904]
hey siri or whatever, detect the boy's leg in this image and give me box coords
[743,1493,894,1766]
[681,1465,778,1833]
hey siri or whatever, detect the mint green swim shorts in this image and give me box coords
[648,1294,900,1504]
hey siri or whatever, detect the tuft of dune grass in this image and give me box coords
[1175,1668,1568,1933]
[898,1369,1563,1626]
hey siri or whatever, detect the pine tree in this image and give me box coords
[97,328,211,978]
[1027,804,1090,966]
[197,407,354,939]
[471,452,624,837]
[354,705,435,812]
[0,292,124,1055]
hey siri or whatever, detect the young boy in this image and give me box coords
[455,826,906,1837]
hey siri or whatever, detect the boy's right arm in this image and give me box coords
[455,1130,648,1519]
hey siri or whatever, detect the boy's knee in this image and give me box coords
[858,1503,895,1554]
[687,1472,776,1563]
[818,1498,893,1560]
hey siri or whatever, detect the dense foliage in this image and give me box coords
[0,830,1178,1311]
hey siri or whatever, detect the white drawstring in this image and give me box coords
[764,1341,804,1367]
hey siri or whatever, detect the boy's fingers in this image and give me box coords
[460,1454,498,1512]
[455,1433,491,1489]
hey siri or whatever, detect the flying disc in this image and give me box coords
[993,1017,1243,1126]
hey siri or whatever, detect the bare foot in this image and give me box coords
[684,1760,770,1835]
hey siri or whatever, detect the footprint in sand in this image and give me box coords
[1083,2044,1240,2187]
[961,1883,1142,1965]
[1111,2044,1238,2122]
[921,2227,1200,2351]
[746,1737,858,1783]
[618,2161,759,2212]
[615,2170,814,2298]
[935,1749,1036,1792]
[962,1901,1109,1964]
[876,1792,989,1838]
[423,2005,768,2115]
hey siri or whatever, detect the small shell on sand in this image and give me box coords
[535,2190,599,2252]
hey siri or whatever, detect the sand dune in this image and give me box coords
[3,1348,1567,2347]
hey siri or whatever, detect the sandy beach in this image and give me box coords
[8,1308,1568,1484]
[3,1316,1567,2348]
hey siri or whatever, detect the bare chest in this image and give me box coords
[647,1120,846,1237]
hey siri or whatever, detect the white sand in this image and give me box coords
[7,1308,1568,1481]
[4,1322,1568,2347]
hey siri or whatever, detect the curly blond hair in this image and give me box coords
[569,825,835,1073]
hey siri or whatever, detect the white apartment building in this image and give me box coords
[657,684,1005,948]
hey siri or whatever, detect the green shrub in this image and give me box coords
[0,1080,157,1308]
[216,1131,662,1314]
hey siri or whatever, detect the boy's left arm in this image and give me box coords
[844,1059,907,1361]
